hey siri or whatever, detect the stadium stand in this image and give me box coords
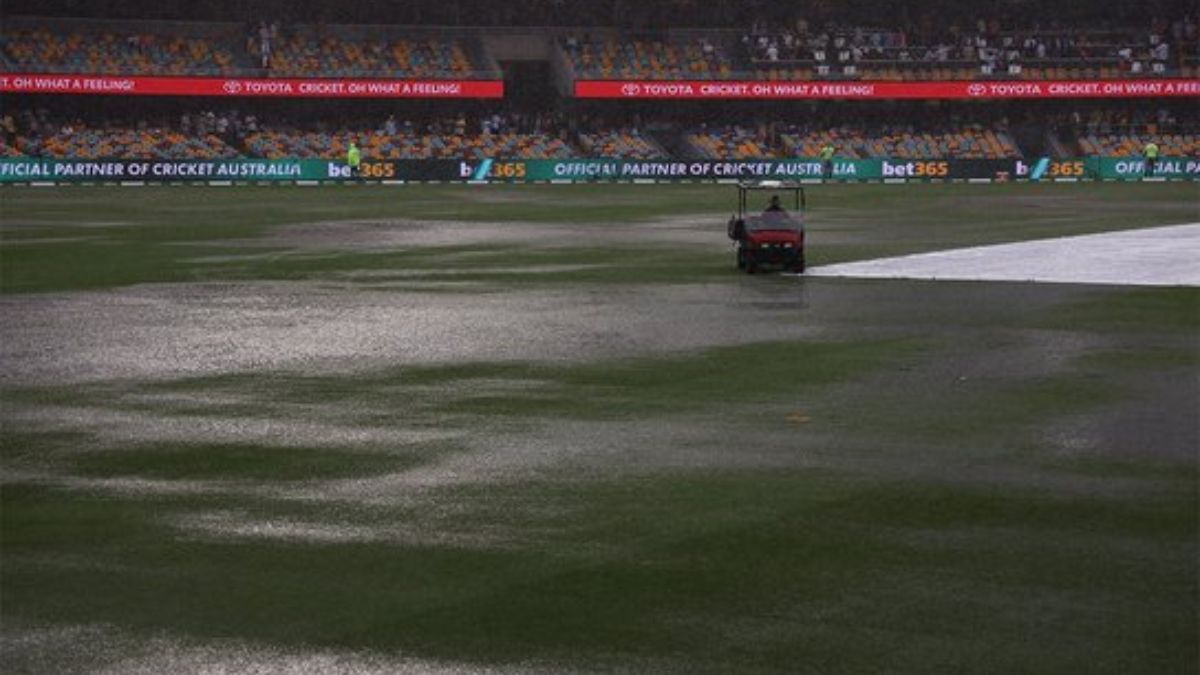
[684,123,1023,159]
[1,9,1194,164]
[562,36,733,80]
[577,128,668,159]
[12,104,1195,162]
[0,139,23,157]
[244,127,574,160]
[1,29,238,75]
[1078,131,1198,157]
[780,127,1022,159]
[558,23,1195,82]
[686,125,773,159]
[266,35,485,77]
[17,124,239,159]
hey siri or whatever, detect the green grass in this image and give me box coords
[3,182,1198,293]
[851,372,1129,443]
[1037,287,1200,333]
[1,182,1197,673]
[2,475,1194,674]
[0,338,925,429]
[70,442,448,482]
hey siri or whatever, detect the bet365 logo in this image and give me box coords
[460,160,494,180]
[327,164,352,178]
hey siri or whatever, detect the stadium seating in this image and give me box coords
[684,124,1021,159]
[686,126,772,159]
[1,139,24,157]
[558,25,1188,82]
[267,36,483,77]
[577,129,667,159]
[563,37,733,79]
[244,129,575,159]
[1,29,237,75]
[780,128,1022,159]
[1077,132,1198,157]
[750,60,1182,82]
[22,126,239,159]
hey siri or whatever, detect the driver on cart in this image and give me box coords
[764,194,787,215]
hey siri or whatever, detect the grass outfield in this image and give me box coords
[1,183,1197,674]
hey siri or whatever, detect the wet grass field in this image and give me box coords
[1,183,1198,674]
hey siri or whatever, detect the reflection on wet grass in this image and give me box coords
[437,338,925,420]
[70,441,454,482]
[230,245,730,287]
[2,474,1195,673]
[3,183,1198,673]
[1037,287,1200,332]
[1038,455,1198,482]
[848,373,1127,443]
[4,183,1199,293]
[6,338,925,428]
[1075,345,1200,370]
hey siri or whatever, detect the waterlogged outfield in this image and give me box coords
[1,181,1198,293]
[1,183,1198,674]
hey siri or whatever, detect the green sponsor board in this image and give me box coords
[457,159,1021,182]
[521,159,880,181]
[3,157,1196,184]
[0,159,338,183]
[1090,156,1200,180]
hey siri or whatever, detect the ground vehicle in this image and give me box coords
[727,182,807,274]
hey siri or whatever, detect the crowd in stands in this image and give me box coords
[5,14,1194,82]
[738,13,1197,79]
[5,107,244,159]
[246,112,574,160]
[3,102,1194,162]
[2,108,578,161]
[1049,105,1197,157]
[6,0,1187,35]
[560,20,1195,83]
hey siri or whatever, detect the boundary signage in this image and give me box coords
[574,78,1200,100]
[2,158,1196,184]
[0,74,504,98]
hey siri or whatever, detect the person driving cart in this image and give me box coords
[727,183,807,274]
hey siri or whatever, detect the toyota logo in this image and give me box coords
[967,83,987,97]
[621,83,641,96]
[223,80,243,94]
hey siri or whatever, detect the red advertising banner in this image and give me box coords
[0,74,505,98]
[574,78,1200,99]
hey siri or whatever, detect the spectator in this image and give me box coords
[2,113,17,147]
